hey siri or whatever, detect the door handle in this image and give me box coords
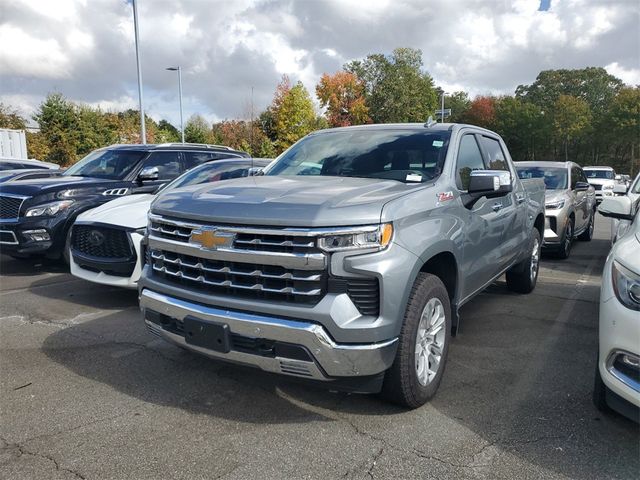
[515,194,526,204]
[492,203,503,212]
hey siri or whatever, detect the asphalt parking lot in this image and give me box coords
[0,214,638,480]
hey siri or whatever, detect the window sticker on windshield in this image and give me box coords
[432,140,444,147]
[406,173,422,182]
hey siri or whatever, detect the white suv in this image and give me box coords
[584,166,616,203]
[595,195,640,422]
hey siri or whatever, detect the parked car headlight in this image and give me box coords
[317,223,393,252]
[612,261,640,311]
[25,200,75,217]
[545,199,565,210]
[603,184,614,190]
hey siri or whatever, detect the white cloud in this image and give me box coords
[0,0,638,127]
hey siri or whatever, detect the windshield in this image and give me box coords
[265,129,451,183]
[584,169,614,180]
[516,166,568,190]
[159,160,260,192]
[64,149,147,179]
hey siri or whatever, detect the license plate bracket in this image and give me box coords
[183,316,231,353]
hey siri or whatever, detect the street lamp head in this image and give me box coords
[166,66,179,71]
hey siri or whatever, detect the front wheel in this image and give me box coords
[506,228,541,294]
[556,218,574,259]
[380,273,451,408]
[578,211,595,241]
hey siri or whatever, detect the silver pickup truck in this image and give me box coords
[139,123,545,408]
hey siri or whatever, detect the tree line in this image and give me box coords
[1,47,638,174]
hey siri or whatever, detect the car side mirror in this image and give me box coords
[599,196,634,221]
[574,181,590,192]
[464,170,512,208]
[138,166,159,182]
[613,183,628,195]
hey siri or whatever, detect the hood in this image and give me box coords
[77,193,153,229]
[151,175,415,227]
[586,178,615,186]
[0,175,116,197]
[544,190,566,203]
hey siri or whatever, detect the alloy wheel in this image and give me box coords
[415,298,446,386]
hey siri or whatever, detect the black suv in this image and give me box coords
[0,143,248,260]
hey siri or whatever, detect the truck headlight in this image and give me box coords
[317,223,393,252]
[612,261,640,311]
[25,200,75,217]
[545,199,565,210]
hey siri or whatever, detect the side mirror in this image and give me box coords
[574,181,590,192]
[599,196,634,221]
[464,170,512,208]
[138,166,159,182]
[613,183,628,195]
[615,174,622,181]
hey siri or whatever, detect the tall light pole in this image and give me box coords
[441,91,446,123]
[166,67,184,143]
[132,0,146,144]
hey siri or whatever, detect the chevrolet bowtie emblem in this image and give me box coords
[189,228,235,250]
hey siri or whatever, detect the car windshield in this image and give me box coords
[264,129,451,183]
[159,160,261,192]
[516,166,568,190]
[63,149,147,179]
[584,169,614,179]
[630,175,640,194]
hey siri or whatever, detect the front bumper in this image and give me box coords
[140,289,398,385]
[0,217,63,255]
[70,232,144,289]
[599,259,640,409]
[595,190,614,202]
[542,207,568,247]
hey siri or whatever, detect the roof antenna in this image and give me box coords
[424,116,436,128]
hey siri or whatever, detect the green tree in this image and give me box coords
[157,119,180,143]
[605,87,640,174]
[493,96,547,161]
[273,81,317,152]
[445,91,471,122]
[0,103,27,130]
[516,67,624,114]
[32,93,79,166]
[316,71,370,127]
[552,95,592,161]
[345,47,438,123]
[184,114,211,143]
[76,105,116,157]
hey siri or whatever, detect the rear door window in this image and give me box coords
[142,151,183,180]
[456,135,485,190]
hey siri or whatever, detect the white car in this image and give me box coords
[70,158,271,288]
[611,172,640,244]
[584,166,616,203]
[595,195,640,422]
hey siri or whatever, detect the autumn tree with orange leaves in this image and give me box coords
[316,72,371,127]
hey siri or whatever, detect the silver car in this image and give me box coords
[516,161,596,259]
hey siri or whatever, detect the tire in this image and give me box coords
[593,357,610,412]
[62,227,73,266]
[556,217,574,259]
[380,273,451,408]
[506,228,541,294]
[578,210,595,241]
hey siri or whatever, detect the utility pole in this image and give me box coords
[441,91,445,123]
[166,67,184,143]
[132,0,146,144]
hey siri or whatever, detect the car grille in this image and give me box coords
[592,184,602,191]
[72,225,134,259]
[147,215,329,305]
[0,195,27,220]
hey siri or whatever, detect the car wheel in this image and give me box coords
[380,273,451,408]
[62,227,73,266]
[506,228,542,294]
[556,217,574,259]
[593,357,610,412]
[578,210,595,241]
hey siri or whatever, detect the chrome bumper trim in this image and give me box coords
[140,289,397,379]
[0,230,18,245]
[607,350,640,394]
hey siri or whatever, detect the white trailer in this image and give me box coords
[0,128,28,159]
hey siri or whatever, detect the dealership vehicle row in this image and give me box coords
[0,124,638,420]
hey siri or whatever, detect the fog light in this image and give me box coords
[621,354,640,369]
[22,229,50,242]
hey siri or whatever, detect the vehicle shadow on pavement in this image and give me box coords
[0,254,68,277]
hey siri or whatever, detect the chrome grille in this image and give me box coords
[150,249,326,304]
[0,194,27,220]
